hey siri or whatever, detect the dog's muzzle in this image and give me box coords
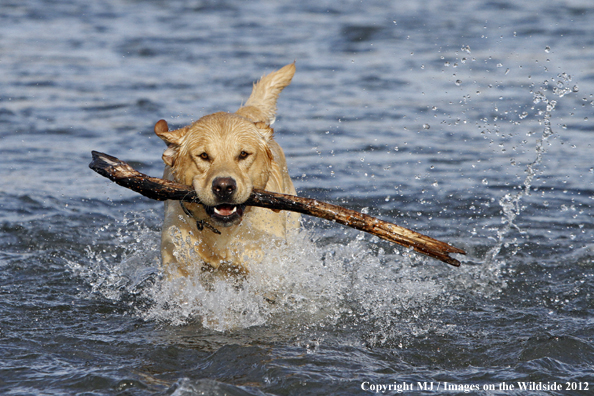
[199,177,247,226]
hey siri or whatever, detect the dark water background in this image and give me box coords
[1,0,593,394]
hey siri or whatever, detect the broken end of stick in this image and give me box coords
[444,242,466,267]
[440,252,464,267]
[377,220,465,267]
[89,151,201,202]
[89,151,140,181]
[90,151,124,178]
[90,150,120,167]
[90,150,119,170]
[89,153,111,181]
[412,244,464,267]
[421,241,465,267]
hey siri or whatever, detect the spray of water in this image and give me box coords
[484,73,577,265]
[137,228,353,331]
[66,76,574,337]
[71,209,503,339]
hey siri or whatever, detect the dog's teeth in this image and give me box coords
[214,206,237,216]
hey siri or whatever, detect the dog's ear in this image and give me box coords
[236,62,295,125]
[254,121,274,142]
[154,119,188,167]
[154,119,188,145]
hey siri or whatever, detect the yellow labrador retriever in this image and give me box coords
[154,63,299,277]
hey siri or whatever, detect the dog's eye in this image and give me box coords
[238,151,250,160]
[199,152,209,161]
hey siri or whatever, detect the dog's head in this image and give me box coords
[155,63,295,227]
[155,115,274,226]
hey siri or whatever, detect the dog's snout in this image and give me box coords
[212,177,237,200]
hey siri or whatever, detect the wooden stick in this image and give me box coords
[89,151,465,266]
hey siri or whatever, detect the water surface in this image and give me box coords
[1,0,593,394]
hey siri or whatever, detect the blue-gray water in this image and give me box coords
[1,0,593,394]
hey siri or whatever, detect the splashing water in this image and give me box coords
[71,210,506,335]
[71,215,353,331]
[68,211,162,301]
[484,73,576,265]
[138,229,352,331]
[67,75,577,334]
[64,74,570,334]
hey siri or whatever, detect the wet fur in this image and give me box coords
[155,63,299,277]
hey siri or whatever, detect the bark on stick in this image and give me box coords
[89,151,465,266]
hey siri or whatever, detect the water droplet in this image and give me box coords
[423,123,430,129]
[572,85,579,92]
[482,179,488,185]
[505,68,510,75]
[455,80,462,86]
[519,111,528,119]
[444,61,450,67]
[393,146,399,151]
[544,46,551,53]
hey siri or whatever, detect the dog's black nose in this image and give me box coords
[212,177,237,200]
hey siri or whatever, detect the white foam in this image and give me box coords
[71,213,506,337]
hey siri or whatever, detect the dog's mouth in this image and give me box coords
[203,203,246,226]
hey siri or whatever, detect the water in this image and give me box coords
[1,0,593,394]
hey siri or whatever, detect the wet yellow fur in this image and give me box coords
[155,63,299,277]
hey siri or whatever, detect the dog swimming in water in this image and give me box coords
[154,63,300,277]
